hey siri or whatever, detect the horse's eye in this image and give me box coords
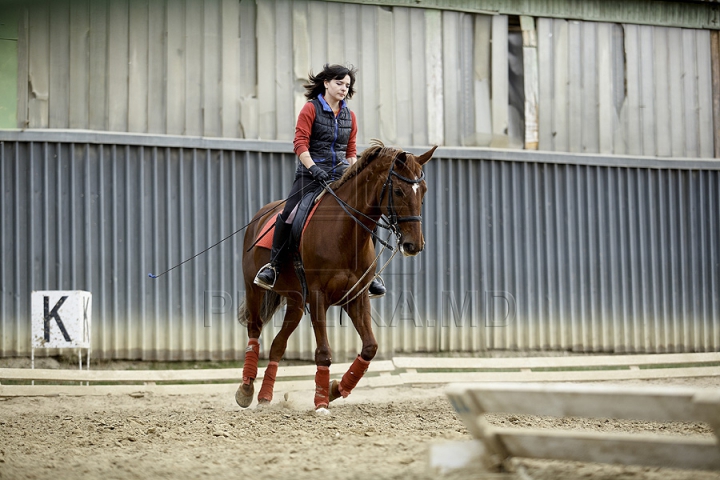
[393,188,404,197]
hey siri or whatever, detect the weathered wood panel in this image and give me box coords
[107,0,129,132]
[393,7,412,146]
[256,0,275,139]
[165,1,184,135]
[147,0,166,134]
[128,0,149,133]
[490,15,508,148]
[68,0,89,129]
[274,0,294,142]
[474,14,492,147]
[27,2,49,128]
[425,9,443,146]
[202,0,221,138]
[48,0,70,129]
[713,31,720,158]
[184,0,202,136]
[11,0,718,157]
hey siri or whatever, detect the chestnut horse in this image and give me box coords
[236,142,437,411]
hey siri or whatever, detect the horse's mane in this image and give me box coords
[330,139,401,190]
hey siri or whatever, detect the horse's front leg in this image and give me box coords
[330,293,377,402]
[309,291,332,411]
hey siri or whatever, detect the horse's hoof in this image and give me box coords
[315,407,330,415]
[235,382,254,408]
[329,380,342,403]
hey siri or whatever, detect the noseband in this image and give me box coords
[378,152,426,233]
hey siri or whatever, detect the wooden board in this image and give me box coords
[447,382,720,472]
[447,382,720,423]
[48,0,70,129]
[713,31,720,158]
[0,360,395,383]
[107,0,129,132]
[128,0,149,133]
[402,366,720,385]
[256,0,275,139]
[274,0,293,142]
[393,7,412,146]
[202,0,221,138]
[490,14,508,148]
[393,352,720,370]
[27,2,49,128]
[0,373,403,398]
[497,428,720,471]
[696,29,714,159]
[425,9,443,146]
[68,0,89,129]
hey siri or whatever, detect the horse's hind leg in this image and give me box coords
[236,289,265,408]
[257,295,304,404]
[330,296,377,402]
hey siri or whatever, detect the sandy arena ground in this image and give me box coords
[1,374,719,480]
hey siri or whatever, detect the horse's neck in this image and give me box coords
[333,162,387,230]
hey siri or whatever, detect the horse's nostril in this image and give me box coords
[402,242,415,253]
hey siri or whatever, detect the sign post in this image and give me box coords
[31,291,92,381]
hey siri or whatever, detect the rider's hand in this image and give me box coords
[309,165,330,184]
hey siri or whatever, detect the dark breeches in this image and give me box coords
[280,172,315,222]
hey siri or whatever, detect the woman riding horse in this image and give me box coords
[253,64,385,298]
[237,140,436,411]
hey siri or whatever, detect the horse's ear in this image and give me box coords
[416,145,438,166]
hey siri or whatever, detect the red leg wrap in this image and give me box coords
[242,338,260,385]
[314,366,331,409]
[258,361,278,402]
[338,356,370,398]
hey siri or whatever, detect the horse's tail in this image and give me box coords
[237,290,286,326]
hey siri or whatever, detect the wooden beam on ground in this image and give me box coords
[401,365,720,385]
[0,360,395,383]
[0,373,402,398]
[446,382,720,472]
[495,428,720,471]
[393,352,720,370]
[446,382,719,424]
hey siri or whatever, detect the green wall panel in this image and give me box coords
[0,6,18,128]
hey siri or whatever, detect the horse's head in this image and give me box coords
[379,145,438,256]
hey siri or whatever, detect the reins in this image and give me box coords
[319,150,427,305]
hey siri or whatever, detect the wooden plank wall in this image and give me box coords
[537,18,716,157]
[15,0,511,148]
[13,0,718,156]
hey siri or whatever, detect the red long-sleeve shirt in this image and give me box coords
[293,101,358,160]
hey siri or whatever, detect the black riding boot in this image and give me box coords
[368,233,386,298]
[254,215,292,290]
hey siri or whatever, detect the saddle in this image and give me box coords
[254,185,324,252]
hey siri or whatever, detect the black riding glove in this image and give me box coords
[308,165,330,184]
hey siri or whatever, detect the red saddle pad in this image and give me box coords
[254,202,321,250]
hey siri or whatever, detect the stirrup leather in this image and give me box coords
[254,263,278,290]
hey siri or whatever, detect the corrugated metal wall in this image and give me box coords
[11,0,717,156]
[2,131,718,360]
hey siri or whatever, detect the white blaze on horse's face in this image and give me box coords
[412,180,420,195]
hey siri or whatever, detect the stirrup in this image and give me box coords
[368,276,386,298]
[254,263,277,290]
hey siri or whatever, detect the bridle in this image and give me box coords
[378,152,426,235]
[321,150,426,248]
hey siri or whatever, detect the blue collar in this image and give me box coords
[318,94,346,113]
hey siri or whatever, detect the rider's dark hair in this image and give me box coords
[304,64,357,100]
